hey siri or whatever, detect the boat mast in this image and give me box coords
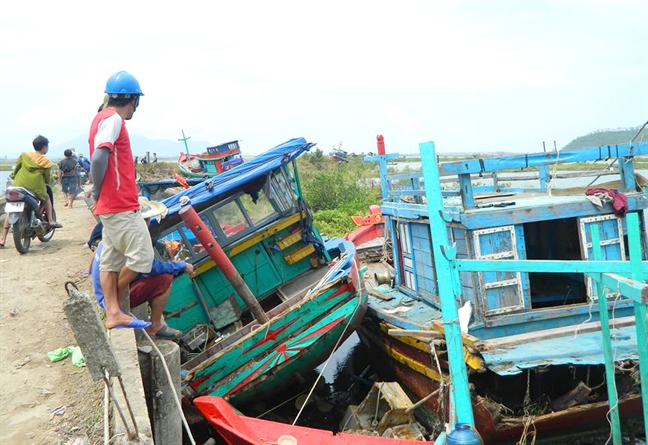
[178,129,191,155]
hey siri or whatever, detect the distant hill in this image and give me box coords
[52,134,215,159]
[562,126,646,151]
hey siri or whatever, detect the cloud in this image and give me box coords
[382,104,421,133]
[1,0,646,157]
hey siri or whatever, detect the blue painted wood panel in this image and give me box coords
[473,226,524,315]
[410,222,434,299]
[398,222,417,291]
[579,215,627,299]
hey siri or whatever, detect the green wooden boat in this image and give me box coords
[151,137,367,407]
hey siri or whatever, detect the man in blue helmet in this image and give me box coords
[88,71,153,330]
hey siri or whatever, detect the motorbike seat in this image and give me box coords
[6,186,41,203]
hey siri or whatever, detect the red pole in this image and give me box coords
[376,134,385,156]
[179,202,269,324]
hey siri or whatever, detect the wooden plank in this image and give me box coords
[438,143,648,175]
[457,259,648,275]
[482,315,636,349]
[459,197,648,230]
[600,273,648,304]
[388,328,444,340]
[367,287,395,301]
[431,320,483,350]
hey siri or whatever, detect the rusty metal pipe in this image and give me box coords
[179,203,269,325]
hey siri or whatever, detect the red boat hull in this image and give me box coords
[195,396,434,444]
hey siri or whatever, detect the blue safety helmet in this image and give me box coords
[104,71,144,97]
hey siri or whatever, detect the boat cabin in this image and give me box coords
[372,143,648,338]
[152,139,332,338]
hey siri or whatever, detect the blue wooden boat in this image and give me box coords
[359,141,648,443]
[178,140,244,178]
[149,138,367,408]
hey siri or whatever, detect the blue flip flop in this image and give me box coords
[111,317,151,330]
[153,325,182,340]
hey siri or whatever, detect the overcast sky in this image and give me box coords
[1,0,646,158]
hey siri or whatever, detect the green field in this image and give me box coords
[0,161,14,171]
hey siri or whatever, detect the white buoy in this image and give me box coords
[278,435,298,445]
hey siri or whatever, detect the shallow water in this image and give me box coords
[0,170,9,193]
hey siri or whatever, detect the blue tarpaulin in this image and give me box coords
[480,325,639,375]
[158,137,315,220]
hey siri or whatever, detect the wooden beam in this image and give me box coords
[438,143,648,175]
[457,259,648,275]
[482,316,636,349]
[388,329,444,340]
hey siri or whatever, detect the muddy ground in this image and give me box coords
[0,188,103,445]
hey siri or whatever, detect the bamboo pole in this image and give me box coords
[591,226,622,444]
[420,141,475,426]
[627,212,648,439]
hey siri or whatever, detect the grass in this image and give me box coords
[136,160,181,181]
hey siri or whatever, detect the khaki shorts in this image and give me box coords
[99,210,154,274]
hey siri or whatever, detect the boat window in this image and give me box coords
[239,190,277,225]
[268,170,297,212]
[156,229,193,262]
[212,200,250,238]
[156,216,218,262]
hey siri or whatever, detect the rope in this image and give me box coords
[292,284,363,425]
[517,370,537,444]
[103,369,110,445]
[430,340,447,431]
[517,415,537,445]
[372,382,384,427]
[256,391,306,419]
[603,290,623,445]
[545,143,561,197]
[629,120,648,144]
[572,293,595,339]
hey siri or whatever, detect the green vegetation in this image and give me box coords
[294,127,648,238]
[297,148,381,237]
[136,160,180,181]
[562,126,645,151]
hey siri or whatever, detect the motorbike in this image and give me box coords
[4,186,56,254]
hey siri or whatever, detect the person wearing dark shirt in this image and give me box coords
[58,149,78,208]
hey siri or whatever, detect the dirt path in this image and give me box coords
[0,188,103,445]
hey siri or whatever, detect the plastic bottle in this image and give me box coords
[446,423,483,445]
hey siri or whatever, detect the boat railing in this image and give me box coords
[374,143,647,209]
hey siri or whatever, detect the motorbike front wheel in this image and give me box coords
[12,210,31,254]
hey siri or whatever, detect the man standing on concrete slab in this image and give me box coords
[88,71,152,330]
[90,198,195,339]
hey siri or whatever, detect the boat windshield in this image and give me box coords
[154,171,294,263]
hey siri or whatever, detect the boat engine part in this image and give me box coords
[374,269,395,286]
